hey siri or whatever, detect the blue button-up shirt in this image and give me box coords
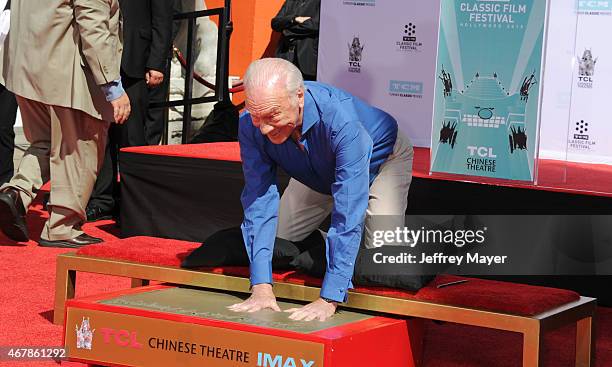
[239,81,398,302]
[100,79,125,102]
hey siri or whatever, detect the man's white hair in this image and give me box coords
[243,58,305,103]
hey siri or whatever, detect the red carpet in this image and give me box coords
[0,190,129,367]
[1,190,611,366]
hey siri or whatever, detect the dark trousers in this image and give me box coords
[144,61,171,146]
[0,85,18,186]
[88,77,148,212]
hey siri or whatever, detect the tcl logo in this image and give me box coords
[100,328,143,349]
[467,146,497,158]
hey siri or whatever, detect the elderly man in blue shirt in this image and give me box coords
[228,58,413,321]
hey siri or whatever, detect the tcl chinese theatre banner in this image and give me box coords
[430,0,549,182]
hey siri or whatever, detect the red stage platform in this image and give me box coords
[123,143,612,198]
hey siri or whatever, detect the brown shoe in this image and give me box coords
[0,187,29,242]
[38,233,103,248]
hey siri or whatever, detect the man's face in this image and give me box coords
[246,87,303,144]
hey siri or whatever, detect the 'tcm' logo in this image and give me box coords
[389,80,423,95]
[578,1,612,11]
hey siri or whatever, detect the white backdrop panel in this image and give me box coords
[565,4,612,164]
[317,0,441,147]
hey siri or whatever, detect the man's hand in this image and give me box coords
[111,93,131,124]
[294,16,311,24]
[285,298,337,322]
[145,69,164,88]
[227,283,281,313]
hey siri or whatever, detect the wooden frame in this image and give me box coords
[54,252,597,367]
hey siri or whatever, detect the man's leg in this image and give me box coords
[0,97,51,241]
[144,62,170,145]
[85,136,115,217]
[355,133,432,291]
[1,97,52,207]
[118,77,148,147]
[86,77,147,220]
[362,132,414,249]
[40,105,109,241]
[277,178,333,242]
[0,85,18,186]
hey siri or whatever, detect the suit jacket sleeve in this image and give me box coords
[73,0,120,85]
[282,2,319,38]
[146,0,174,73]
[271,1,294,32]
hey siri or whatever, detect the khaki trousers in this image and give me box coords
[277,132,414,249]
[1,97,109,241]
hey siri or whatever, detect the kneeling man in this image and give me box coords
[229,58,413,321]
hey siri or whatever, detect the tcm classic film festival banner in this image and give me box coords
[317,0,441,147]
[538,0,612,166]
[430,0,549,182]
[565,1,612,164]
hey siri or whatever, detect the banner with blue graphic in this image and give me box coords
[430,0,549,182]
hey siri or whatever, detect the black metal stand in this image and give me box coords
[152,0,233,144]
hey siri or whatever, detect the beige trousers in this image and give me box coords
[277,132,414,249]
[1,96,109,241]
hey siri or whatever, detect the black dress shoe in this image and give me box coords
[86,205,113,222]
[38,233,103,248]
[0,187,29,242]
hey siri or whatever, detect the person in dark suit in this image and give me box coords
[86,0,173,221]
[271,0,320,81]
[144,0,182,146]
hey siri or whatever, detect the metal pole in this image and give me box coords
[182,17,196,144]
[161,58,171,145]
[224,0,233,101]
[214,0,232,103]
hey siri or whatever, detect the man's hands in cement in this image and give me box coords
[228,284,337,322]
[227,283,281,313]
